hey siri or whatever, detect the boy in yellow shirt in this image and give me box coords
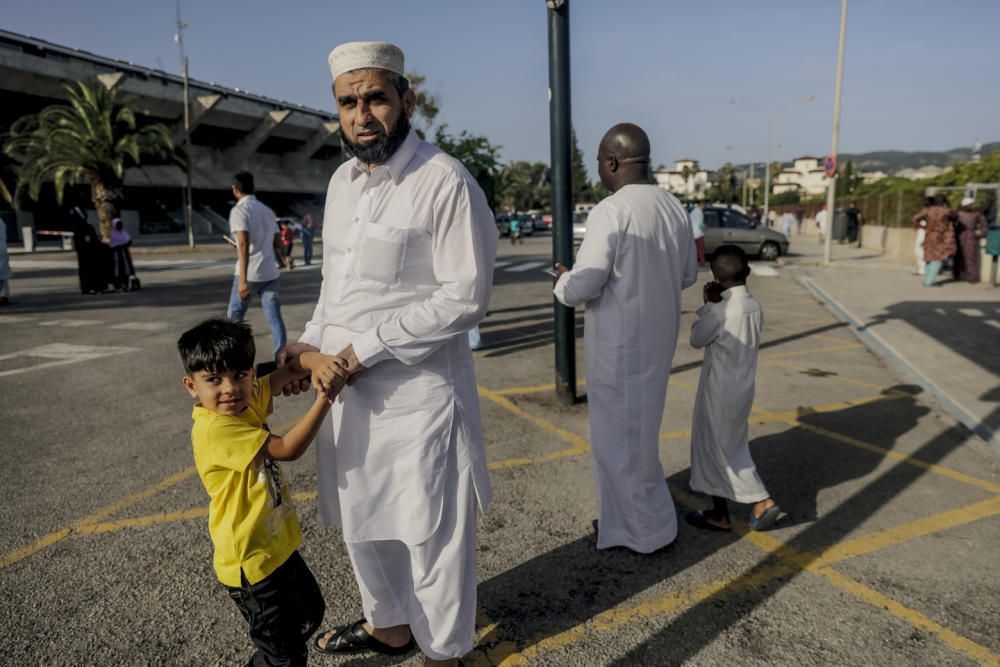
[178,317,348,666]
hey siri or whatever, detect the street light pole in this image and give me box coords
[764,120,772,223]
[546,0,577,404]
[175,0,195,248]
[823,0,848,266]
[731,96,814,224]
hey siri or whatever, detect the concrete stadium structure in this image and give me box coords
[0,29,343,245]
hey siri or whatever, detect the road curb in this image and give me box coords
[790,268,1000,456]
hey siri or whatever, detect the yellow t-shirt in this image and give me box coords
[191,377,301,587]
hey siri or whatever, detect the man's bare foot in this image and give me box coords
[751,498,776,520]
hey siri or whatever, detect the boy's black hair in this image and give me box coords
[710,244,750,283]
[178,317,256,375]
[232,171,255,195]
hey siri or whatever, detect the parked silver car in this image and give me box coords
[700,206,788,261]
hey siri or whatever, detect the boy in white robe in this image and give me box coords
[686,245,780,532]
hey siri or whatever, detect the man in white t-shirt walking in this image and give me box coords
[226,171,287,357]
[689,200,707,266]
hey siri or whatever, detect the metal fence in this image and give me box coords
[773,191,927,228]
[774,188,1000,228]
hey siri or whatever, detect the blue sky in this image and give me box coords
[5,1,998,177]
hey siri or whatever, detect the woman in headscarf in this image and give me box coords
[953,197,988,283]
[911,196,957,287]
[69,206,110,294]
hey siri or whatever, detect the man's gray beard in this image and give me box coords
[340,114,411,166]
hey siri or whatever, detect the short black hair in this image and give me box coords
[710,244,750,283]
[177,318,256,375]
[232,171,255,195]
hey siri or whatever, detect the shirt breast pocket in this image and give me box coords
[357,222,407,285]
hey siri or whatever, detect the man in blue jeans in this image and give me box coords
[226,171,287,357]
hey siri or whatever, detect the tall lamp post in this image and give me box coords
[823,0,849,265]
[175,0,194,248]
[546,0,576,404]
[731,96,814,223]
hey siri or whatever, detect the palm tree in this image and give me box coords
[3,80,180,241]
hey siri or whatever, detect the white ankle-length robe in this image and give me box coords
[554,184,697,553]
[688,285,769,503]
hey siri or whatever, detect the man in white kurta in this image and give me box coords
[554,123,697,554]
[687,245,779,532]
[280,43,496,664]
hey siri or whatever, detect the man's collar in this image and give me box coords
[349,128,420,184]
[722,284,749,300]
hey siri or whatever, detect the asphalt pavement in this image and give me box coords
[3,233,1000,666]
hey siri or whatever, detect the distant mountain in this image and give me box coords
[729,142,999,174]
[838,142,1000,173]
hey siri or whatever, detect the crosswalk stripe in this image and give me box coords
[39,319,101,327]
[505,260,548,273]
[493,261,512,269]
[749,263,779,277]
[111,322,170,332]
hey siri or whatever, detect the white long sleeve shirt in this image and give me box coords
[300,128,497,367]
[303,128,498,544]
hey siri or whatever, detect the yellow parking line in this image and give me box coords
[0,466,198,570]
[792,421,1000,495]
[760,341,864,361]
[818,567,999,666]
[480,401,1000,664]
[479,387,590,451]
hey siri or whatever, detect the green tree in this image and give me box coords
[433,125,502,210]
[3,80,179,240]
[590,180,612,202]
[707,162,738,204]
[571,130,592,204]
[835,159,862,197]
[498,160,550,211]
[406,71,440,137]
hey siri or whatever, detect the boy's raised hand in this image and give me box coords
[703,281,724,304]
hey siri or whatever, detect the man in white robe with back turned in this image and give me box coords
[554,123,697,553]
[277,42,497,666]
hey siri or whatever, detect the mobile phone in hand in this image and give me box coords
[543,267,560,278]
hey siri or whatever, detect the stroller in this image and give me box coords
[109,218,141,291]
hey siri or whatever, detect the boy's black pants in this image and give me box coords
[226,550,325,667]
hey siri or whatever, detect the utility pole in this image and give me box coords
[823,0,848,265]
[175,0,195,248]
[546,0,577,404]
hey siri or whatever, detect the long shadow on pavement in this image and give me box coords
[475,386,940,662]
[610,388,991,665]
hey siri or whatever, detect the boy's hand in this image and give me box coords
[703,281,723,304]
[310,354,350,396]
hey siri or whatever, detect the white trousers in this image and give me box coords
[345,468,477,661]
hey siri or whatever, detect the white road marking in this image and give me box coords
[958,308,985,318]
[493,261,513,269]
[749,263,779,277]
[39,319,102,327]
[111,322,169,332]
[0,343,138,379]
[0,315,34,324]
[505,260,548,273]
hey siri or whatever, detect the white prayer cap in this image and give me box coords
[961,196,975,207]
[328,41,404,81]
